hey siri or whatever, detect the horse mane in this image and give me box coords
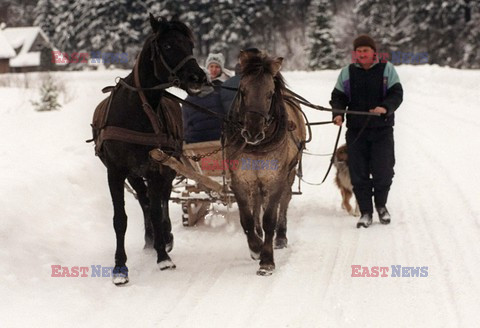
[141,18,194,54]
[240,54,286,93]
[240,53,287,120]
[232,53,288,150]
[157,19,194,43]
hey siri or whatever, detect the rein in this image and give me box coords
[163,91,227,121]
[165,82,377,184]
[319,125,342,184]
[117,78,175,92]
[284,88,380,117]
[219,84,380,117]
[282,88,377,185]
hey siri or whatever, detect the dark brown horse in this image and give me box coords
[225,51,306,276]
[91,14,206,285]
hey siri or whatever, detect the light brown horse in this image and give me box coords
[225,51,306,276]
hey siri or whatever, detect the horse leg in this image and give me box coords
[275,169,295,249]
[275,188,291,249]
[108,167,129,285]
[258,189,282,276]
[235,188,263,260]
[127,175,153,249]
[253,190,263,239]
[147,172,175,270]
[159,169,175,253]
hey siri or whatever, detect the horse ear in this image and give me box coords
[272,57,284,76]
[149,13,160,33]
[238,50,249,66]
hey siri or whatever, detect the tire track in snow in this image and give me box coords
[397,124,480,326]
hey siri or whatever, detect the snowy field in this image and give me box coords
[0,65,479,327]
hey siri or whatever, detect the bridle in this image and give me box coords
[117,33,197,93]
[227,78,289,151]
[234,84,276,133]
[149,33,195,87]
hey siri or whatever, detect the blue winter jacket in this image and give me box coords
[182,85,226,143]
[220,75,240,112]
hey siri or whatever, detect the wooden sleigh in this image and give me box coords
[151,140,235,227]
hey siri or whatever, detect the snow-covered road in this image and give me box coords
[0,66,479,327]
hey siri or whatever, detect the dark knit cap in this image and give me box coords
[353,34,376,52]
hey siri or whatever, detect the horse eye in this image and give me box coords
[163,43,172,51]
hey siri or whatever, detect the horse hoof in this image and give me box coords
[113,275,129,285]
[256,265,275,276]
[250,249,261,260]
[112,266,129,285]
[274,238,288,249]
[158,259,176,271]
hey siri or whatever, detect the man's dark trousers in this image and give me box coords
[346,126,395,215]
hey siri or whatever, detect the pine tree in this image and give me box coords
[306,0,340,70]
[56,0,146,68]
[0,0,37,27]
[410,0,468,66]
[239,0,274,54]
[208,1,253,61]
[53,0,79,53]
[180,1,214,59]
[31,74,61,112]
[460,0,480,68]
[33,0,58,41]
[354,0,411,53]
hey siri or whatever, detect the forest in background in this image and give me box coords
[1,0,479,70]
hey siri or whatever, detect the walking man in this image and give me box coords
[330,34,403,228]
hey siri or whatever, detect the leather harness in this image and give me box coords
[90,58,182,156]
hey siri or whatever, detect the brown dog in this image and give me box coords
[333,144,360,216]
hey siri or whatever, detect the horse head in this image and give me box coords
[237,50,284,145]
[147,14,207,95]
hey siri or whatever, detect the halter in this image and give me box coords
[150,36,195,86]
[235,90,276,129]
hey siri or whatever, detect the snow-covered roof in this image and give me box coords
[2,27,51,55]
[9,51,41,67]
[1,27,54,67]
[0,30,16,59]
